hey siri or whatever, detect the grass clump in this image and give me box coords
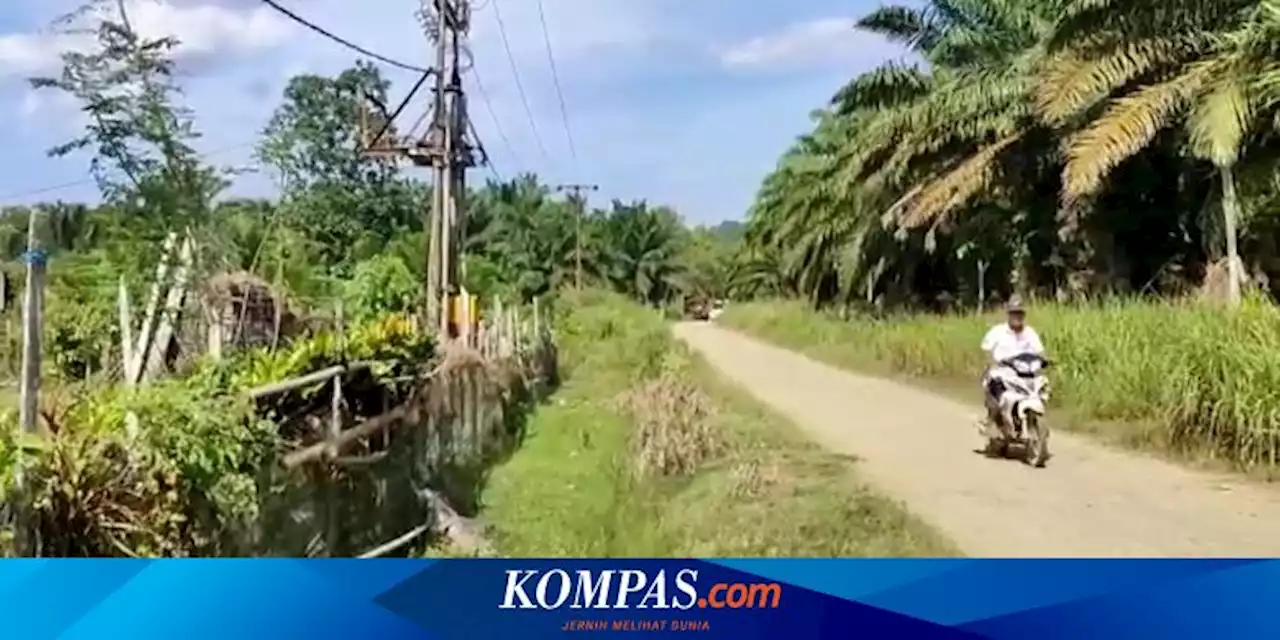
[619,354,722,478]
[482,289,954,557]
[722,297,1280,472]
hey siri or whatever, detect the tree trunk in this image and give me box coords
[1220,165,1242,307]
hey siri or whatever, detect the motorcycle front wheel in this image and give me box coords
[1024,414,1050,467]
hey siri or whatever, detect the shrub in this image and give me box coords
[342,254,419,321]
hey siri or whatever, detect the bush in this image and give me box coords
[723,296,1280,469]
[341,254,419,321]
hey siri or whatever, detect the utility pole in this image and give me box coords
[361,0,477,334]
[555,183,598,289]
[15,209,45,556]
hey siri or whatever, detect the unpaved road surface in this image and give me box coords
[675,321,1280,556]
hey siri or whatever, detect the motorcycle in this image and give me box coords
[982,352,1052,467]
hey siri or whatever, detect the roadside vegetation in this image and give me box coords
[0,3,739,556]
[483,291,954,557]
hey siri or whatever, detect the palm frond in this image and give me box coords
[831,62,933,114]
[1188,73,1253,166]
[1035,34,1213,123]
[892,134,1021,228]
[1061,61,1213,202]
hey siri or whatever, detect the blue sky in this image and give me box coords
[0,0,909,223]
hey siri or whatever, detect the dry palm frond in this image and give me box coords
[1036,35,1212,123]
[893,134,1022,228]
[1061,60,1216,202]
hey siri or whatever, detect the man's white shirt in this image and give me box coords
[981,323,1044,363]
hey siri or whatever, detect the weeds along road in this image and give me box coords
[674,321,1280,557]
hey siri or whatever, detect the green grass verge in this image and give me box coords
[481,290,955,557]
[720,298,1280,475]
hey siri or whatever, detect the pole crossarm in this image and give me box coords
[355,0,480,334]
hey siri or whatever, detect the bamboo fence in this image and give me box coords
[252,291,556,557]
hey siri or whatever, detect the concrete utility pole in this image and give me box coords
[361,0,477,333]
[555,183,598,289]
[18,211,43,436]
[15,210,45,556]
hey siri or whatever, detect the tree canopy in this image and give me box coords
[735,0,1280,309]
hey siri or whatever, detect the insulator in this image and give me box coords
[459,43,475,73]
[455,0,472,29]
[416,0,441,40]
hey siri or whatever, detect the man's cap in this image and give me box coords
[1006,295,1025,313]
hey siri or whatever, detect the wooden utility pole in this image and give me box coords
[555,183,598,289]
[360,0,476,333]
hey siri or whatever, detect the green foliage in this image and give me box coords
[0,311,433,556]
[190,313,432,394]
[256,62,423,266]
[342,255,420,322]
[31,1,229,231]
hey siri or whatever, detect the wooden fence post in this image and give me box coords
[325,300,345,555]
[143,233,194,380]
[130,232,176,384]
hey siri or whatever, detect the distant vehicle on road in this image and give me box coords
[684,298,725,321]
[687,299,710,320]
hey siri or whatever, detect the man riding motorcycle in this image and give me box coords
[979,296,1045,431]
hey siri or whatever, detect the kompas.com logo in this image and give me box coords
[498,568,782,610]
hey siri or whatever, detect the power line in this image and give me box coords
[0,140,258,204]
[258,0,431,74]
[487,0,551,164]
[534,0,576,163]
[467,66,520,174]
[466,114,502,182]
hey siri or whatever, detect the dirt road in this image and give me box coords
[674,321,1280,556]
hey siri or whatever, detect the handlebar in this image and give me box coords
[997,355,1052,369]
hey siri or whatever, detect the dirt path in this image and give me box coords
[674,321,1280,557]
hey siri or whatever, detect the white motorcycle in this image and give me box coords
[982,352,1052,467]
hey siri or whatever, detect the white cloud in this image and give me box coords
[17,89,77,119]
[468,0,661,61]
[0,1,291,78]
[717,17,893,72]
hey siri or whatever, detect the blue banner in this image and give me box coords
[3,558,1275,638]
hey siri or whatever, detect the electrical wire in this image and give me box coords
[0,140,258,204]
[258,0,432,74]
[466,114,502,182]
[364,70,433,152]
[487,0,551,164]
[466,65,521,174]
[534,0,576,163]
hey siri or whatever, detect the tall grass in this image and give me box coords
[723,297,1280,470]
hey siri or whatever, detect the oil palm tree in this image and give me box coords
[1040,0,1280,304]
